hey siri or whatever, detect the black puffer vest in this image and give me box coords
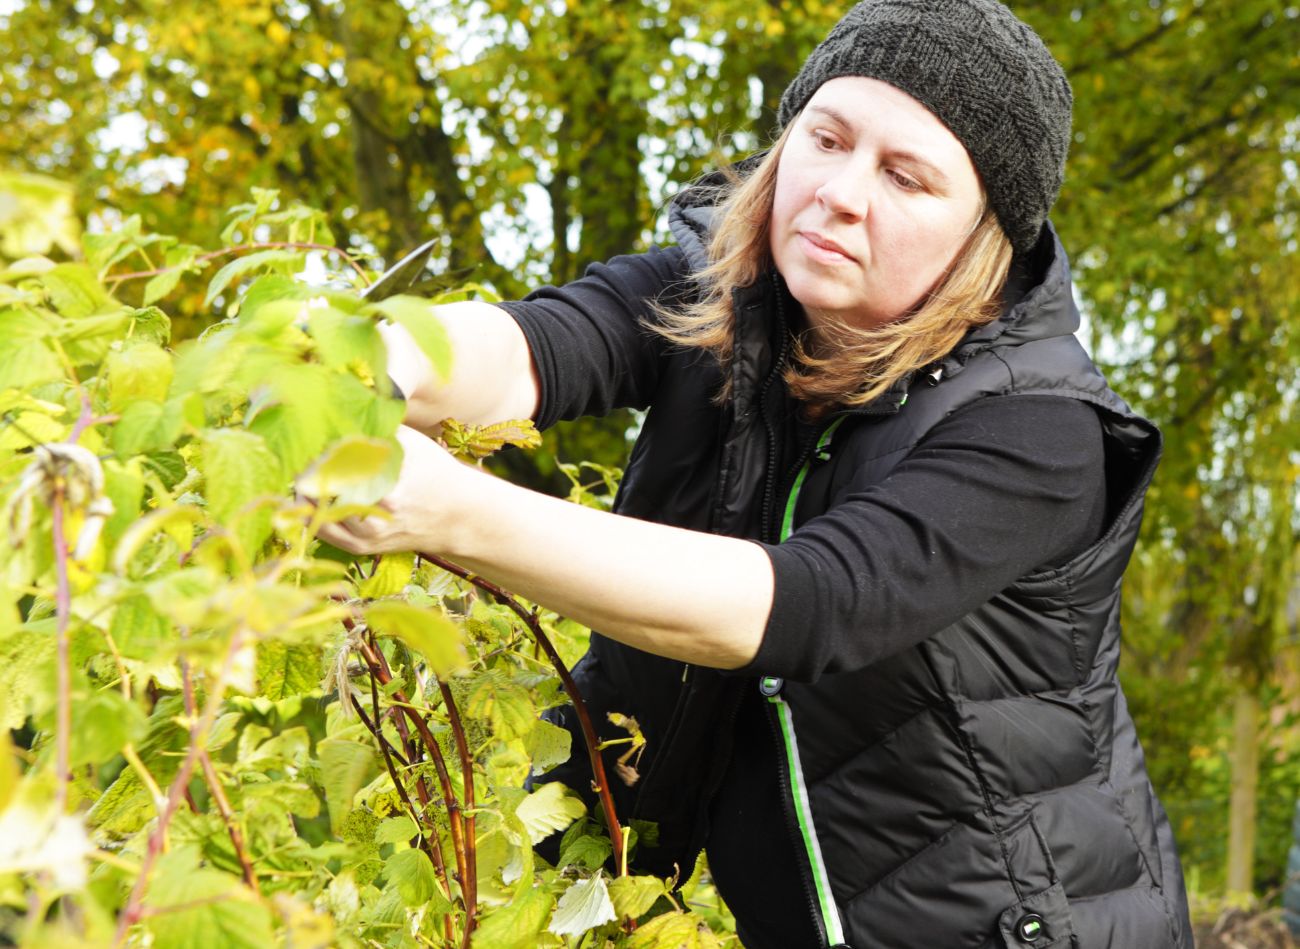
[541,195,1193,948]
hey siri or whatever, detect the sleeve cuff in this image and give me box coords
[726,542,824,681]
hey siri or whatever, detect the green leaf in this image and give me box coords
[143,267,183,307]
[625,912,723,949]
[256,641,321,700]
[144,567,221,628]
[308,305,387,379]
[111,399,184,457]
[375,815,418,845]
[523,719,572,776]
[200,427,284,520]
[199,428,285,553]
[367,294,453,381]
[357,552,416,598]
[128,306,172,345]
[41,262,115,317]
[516,781,586,845]
[467,670,537,741]
[145,848,274,949]
[558,830,613,872]
[205,249,304,307]
[0,628,55,731]
[102,458,146,545]
[296,434,400,507]
[549,874,616,936]
[317,737,379,834]
[383,848,440,907]
[363,601,466,675]
[109,594,170,660]
[245,365,335,478]
[607,875,666,921]
[142,246,199,306]
[470,887,554,949]
[68,688,146,767]
[106,340,173,410]
[0,310,62,389]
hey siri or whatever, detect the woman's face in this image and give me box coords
[770,76,985,333]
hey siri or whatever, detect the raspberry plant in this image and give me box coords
[0,178,736,948]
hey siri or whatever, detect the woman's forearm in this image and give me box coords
[380,301,539,434]
[433,463,773,670]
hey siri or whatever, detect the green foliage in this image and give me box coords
[0,183,722,946]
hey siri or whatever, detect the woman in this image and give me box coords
[319,1,1194,945]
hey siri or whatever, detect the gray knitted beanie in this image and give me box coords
[777,0,1073,255]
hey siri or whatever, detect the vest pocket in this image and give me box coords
[997,880,1075,948]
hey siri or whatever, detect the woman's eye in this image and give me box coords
[889,169,923,192]
[812,130,839,151]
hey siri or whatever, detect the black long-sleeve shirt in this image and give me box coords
[499,246,1106,680]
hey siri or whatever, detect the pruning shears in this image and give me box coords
[360,237,440,302]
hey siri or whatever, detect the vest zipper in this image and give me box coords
[758,272,793,544]
[762,691,844,948]
[759,417,850,947]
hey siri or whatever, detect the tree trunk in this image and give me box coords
[1226,688,1260,903]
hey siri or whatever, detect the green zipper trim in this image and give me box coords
[769,694,846,946]
[771,415,847,947]
[779,416,847,543]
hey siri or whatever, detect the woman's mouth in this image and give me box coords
[798,232,856,264]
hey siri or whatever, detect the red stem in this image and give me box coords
[108,241,370,284]
[352,629,470,906]
[181,660,260,895]
[422,555,626,876]
[114,629,250,945]
[436,677,477,946]
[364,666,458,947]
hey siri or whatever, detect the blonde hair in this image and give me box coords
[653,124,1014,417]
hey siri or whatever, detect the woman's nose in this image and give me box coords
[815,166,873,221]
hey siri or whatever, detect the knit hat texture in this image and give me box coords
[777,0,1073,255]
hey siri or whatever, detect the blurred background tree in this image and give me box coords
[2,0,1297,915]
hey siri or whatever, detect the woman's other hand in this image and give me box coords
[314,425,464,557]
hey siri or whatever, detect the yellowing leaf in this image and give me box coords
[296,434,400,506]
[467,669,537,740]
[363,601,466,675]
[608,874,667,921]
[515,781,586,845]
[625,911,723,949]
[441,417,542,461]
[106,341,173,410]
[470,886,553,949]
[357,552,415,598]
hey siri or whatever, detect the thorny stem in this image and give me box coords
[422,554,626,876]
[352,701,410,768]
[181,660,260,896]
[51,392,98,814]
[107,241,371,286]
[435,676,477,947]
[350,626,470,909]
[113,628,251,946]
[363,667,458,948]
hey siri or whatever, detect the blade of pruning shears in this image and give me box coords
[360,237,440,302]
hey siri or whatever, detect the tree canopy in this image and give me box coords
[2,0,1298,905]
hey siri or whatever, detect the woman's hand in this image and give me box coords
[314,423,773,670]
[314,425,466,557]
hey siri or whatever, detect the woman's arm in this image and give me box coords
[379,301,540,435]
[315,426,773,670]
